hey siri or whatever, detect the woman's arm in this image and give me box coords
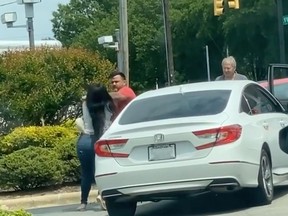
[75,117,85,132]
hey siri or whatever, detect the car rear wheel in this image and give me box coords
[246,149,273,205]
[106,199,137,216]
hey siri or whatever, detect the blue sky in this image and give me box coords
[0,0,70,41]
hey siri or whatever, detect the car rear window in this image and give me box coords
[119,90,231,125]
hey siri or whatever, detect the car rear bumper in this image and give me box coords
[96,161,259,202]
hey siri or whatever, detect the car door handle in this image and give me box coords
[263,122,269,130]
[280,120,286,128]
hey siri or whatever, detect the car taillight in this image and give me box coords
[94,139,129,157]
[193,124,242,150]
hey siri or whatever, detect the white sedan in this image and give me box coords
[95,80,288,216]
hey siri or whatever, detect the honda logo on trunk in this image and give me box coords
[154,134,164,143]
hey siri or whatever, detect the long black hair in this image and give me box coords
[85,84,115,141]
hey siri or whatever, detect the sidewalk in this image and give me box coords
[0,186,98,210]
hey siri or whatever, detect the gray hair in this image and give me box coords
[222,56,236,69]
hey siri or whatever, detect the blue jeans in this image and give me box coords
[76,133,96,204]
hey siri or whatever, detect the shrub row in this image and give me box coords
[0,209,31,216]
[0,125,81,190]
[0,126,77,155]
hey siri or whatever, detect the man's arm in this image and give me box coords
[110,87,136,102]
[109,91,127,102]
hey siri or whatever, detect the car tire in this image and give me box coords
[106,199,137,216]
[246,149,273,206]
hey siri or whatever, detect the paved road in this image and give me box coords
[28,185,288,216]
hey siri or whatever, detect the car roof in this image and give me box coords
[136,80,256,100]
[258,78,288,87]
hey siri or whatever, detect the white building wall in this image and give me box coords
[0,40,62,53]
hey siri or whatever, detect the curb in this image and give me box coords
[0,189,98,210]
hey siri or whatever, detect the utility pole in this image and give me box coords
[162,0,175,86]
[115,29,123,73]
[277,0,286,63]
[119,0,129,85]
[25,4,35,49]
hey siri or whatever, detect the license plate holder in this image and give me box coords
[148,143,176,161]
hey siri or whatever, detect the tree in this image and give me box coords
[52,0,167,91]
[222,0,279,80]
[0,47,114,133]
[51,0,285,88]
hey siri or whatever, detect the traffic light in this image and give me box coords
[228,0,240,9]
[214,0,224,16]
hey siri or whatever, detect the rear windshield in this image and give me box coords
[119,90,231,125]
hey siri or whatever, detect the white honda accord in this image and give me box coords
[95,80,288,216]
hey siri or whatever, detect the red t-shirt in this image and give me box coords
[114,86,136,119]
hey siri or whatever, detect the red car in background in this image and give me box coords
[259,78,288,108]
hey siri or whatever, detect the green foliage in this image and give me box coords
[52,0,118,47]
[0,126,77,155]
[0,47,114,132]
[53,137,80,183]
[0,209,31,216]
[0,146,63,190]
[60,119,77,129]
[52,0,287,88]
[52,0,166,91]
[0,125,81,189]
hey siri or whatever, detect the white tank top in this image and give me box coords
[103,104,113,132]
[82,101,113,135]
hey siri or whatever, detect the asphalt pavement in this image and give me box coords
[25,185,288,216]
[2,186,288,216]
[28,203,107,216]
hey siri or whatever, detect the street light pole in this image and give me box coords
[277,0,286,63]
[25,4,35,49]
[162,0,175,86]
[119,0,129,85]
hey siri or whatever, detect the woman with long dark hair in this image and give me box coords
[75,84,115,211]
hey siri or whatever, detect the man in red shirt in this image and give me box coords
[109,71,136,119]
[96,72,136,209]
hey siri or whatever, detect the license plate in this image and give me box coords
[148,143,176,161]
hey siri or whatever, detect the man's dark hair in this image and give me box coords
[109,71,126,80]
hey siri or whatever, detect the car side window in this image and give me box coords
[243,84,283,114]
[240,95,251,114]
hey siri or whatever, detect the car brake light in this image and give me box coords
[95,139,129,157]
[193,124,242,150]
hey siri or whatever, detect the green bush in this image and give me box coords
[53,137,80,183]
[60,119,77,130]
[0,126,77,155]
[0,209,31,216]
[0,47,115,131]
[0,146,64,190]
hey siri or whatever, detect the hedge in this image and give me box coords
[0,47,115,130]
[53,137,80,183]
[0,125,81,190]
[0,146,64,190]
[0,126,77,155]
[0,209,31,216]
